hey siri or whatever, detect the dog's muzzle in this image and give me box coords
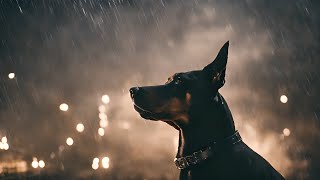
[130,87,158,120]
[174,131,242,170]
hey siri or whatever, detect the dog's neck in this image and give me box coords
[175,93,235,157]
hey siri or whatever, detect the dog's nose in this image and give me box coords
[129,87,140,99]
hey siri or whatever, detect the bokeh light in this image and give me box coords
[99,119,109,128]
[99,112,107,120]
[8,73,15,79]
[31,158,38,169]
[38,160,45,168]
[66,137,74,146]
[102,162,110,169]
[59,103,69,111]
[1,136,7,143]
[0,143,4,150]
[98,105,106,113]
[102,157,110,169]
[3,143,9,150]
[101,95,110,104]
[283,128,291,136]
[50,152,55,159]
[93,157,99,164]
[98,128,105,136]
[280,95,288,103]
[76,123,84,133]
[92,162,99,170]
[102,157,109,163]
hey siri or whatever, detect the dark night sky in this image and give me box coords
[0,0,319,179]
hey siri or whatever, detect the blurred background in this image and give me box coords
[0,0,319,179]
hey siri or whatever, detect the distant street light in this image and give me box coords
[93,157,99,164]
[99,112,107,120]
[38,160,45,168]
[98,128,105,136]
[280,95,288,103]
[102,156,110,169]
[8,73,15,79]
[3,143,9,150]
[76,123,84,133]
[66,137,74,146]
[31,158,39,169]
[59,103,69,111]
[101,95,110,104]
[98,105,106,113]
[99,119,108,128]
[283,128,291,136]
[1,136,7,143]
[92,162,99,170]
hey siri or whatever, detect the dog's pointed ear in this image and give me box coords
[202,41,229,89]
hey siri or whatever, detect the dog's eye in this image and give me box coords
[174,77,183,85]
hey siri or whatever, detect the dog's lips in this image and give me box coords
[133,104,158,120]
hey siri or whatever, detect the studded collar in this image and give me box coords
[174,130,242,170]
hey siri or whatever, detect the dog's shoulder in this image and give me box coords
[187,142,285,179]
[229,142,285,179]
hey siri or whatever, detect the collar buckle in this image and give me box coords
[174,157,189,170]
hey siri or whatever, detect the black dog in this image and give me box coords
[130,42,285,180]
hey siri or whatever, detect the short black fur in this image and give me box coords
[130,41,285,180]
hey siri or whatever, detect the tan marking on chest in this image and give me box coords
[186,92,192,106]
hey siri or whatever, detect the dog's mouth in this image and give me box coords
[133,104,159,121]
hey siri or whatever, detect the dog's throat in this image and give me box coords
[177,93,235,156]
[176,119,236,158]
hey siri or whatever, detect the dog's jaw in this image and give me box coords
[133,104,158,120]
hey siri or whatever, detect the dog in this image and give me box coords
[130,42,285,180]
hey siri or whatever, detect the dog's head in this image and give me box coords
[130,42,229,126]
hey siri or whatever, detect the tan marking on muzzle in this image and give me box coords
[156,93,192,123]
[186,92,192,105]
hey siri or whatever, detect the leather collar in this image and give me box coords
[174,130,242,170]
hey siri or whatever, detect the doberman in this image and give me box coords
[130,42,285,180]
